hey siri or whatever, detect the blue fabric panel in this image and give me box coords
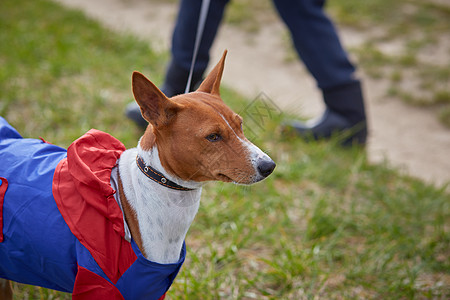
[116,240,186,300]
[0,117,76,292]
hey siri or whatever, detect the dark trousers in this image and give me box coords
[165,0,366,124]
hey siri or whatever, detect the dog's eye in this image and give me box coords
[206,133,222,142]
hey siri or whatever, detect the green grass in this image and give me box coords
[0,0,168,148]
[1,0,449,299]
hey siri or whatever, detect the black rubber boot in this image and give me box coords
[283,81,367,146]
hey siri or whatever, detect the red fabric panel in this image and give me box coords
[73,265,124,300]
[0,177,8,242]
[53,130,136,283]
[159,293,166,300]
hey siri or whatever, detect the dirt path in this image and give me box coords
[55,0,450,187]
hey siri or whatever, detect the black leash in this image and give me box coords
[185,0,211,93]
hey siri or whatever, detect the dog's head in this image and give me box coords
[132,50,275,184]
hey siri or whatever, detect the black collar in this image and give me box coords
[136,156,194,191]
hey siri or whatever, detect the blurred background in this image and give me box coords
[54,0,450,186]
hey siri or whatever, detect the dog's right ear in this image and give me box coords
[132,72,182,127]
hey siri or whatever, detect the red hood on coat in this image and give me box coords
[53,129,136,283]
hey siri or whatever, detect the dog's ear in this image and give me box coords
[197,50,227,96]
[132,71,182,127]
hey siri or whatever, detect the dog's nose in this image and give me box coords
[257,159,276,178]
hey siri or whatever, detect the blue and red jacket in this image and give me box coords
[0,117,185,299]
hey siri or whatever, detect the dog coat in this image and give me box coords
[0,117,185,299]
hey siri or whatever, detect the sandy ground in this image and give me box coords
[55,0,450,187]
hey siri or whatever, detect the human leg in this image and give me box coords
[273,0,367,144]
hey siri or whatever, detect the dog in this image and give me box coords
[0,51,275,299]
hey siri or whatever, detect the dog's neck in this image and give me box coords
[118,141,203,264]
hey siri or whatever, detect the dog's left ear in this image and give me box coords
[197,50,227,96]
[132,71,182,127]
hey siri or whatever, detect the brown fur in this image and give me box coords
[0,279,12,300]
[117,173,145,257]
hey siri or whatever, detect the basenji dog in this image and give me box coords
[0,51,275,299]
